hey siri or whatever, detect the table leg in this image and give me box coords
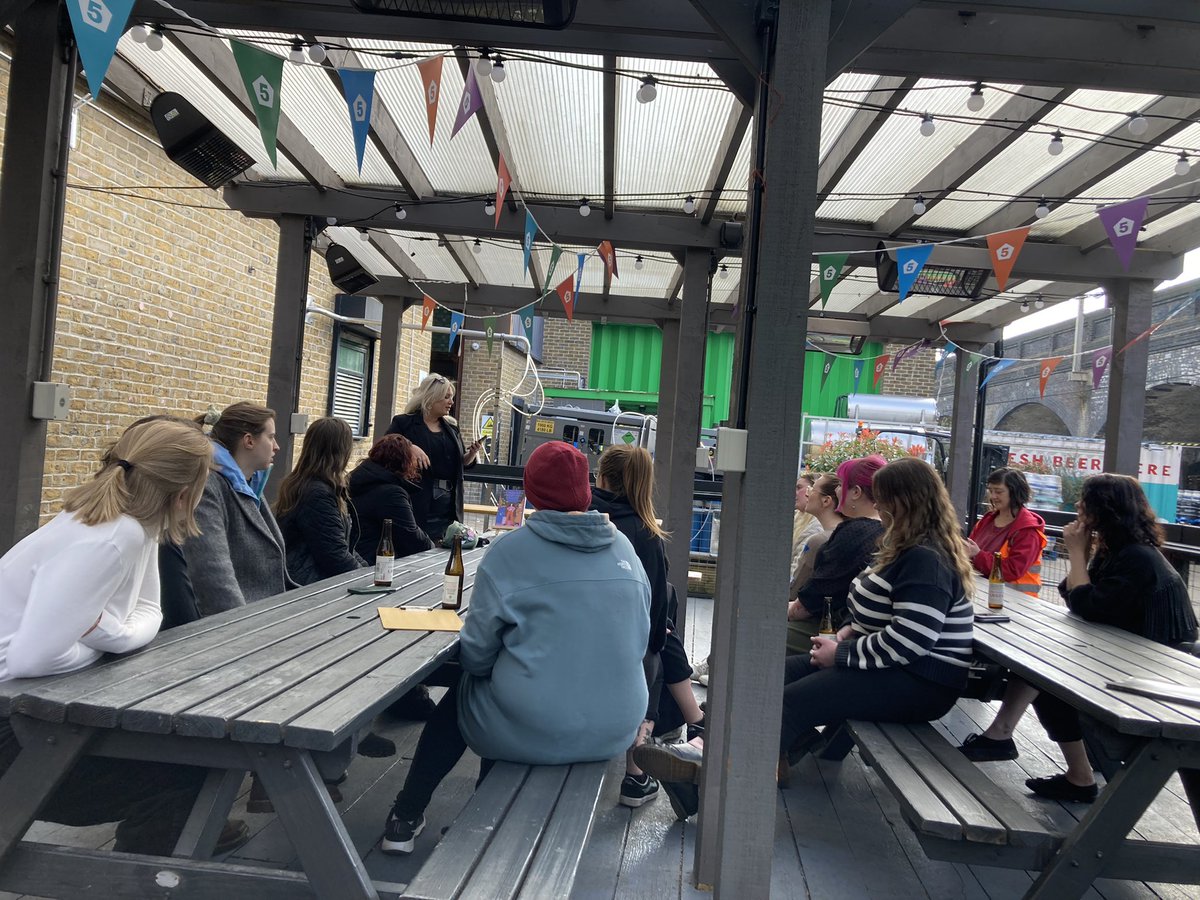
[172,767,245,859]
[251,744,379,900]
[1181,769,1200,833]
[0,718,93,866]
[1025,739,1181,900]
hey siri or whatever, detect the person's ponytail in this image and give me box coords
[597,446,668,540]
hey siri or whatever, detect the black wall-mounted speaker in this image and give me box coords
[325,244,378,295]
[719,221,744,251]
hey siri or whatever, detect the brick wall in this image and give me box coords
[879,341,937,399]
[540,317,591,386]
[0,58,430,520]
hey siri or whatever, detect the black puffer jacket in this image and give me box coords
[348,460,435,562]
[590,488,670,655]
[277,480,367,586]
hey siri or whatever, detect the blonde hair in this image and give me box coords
[67,418,212,544]
[403,373,455,419]
[597,445,668,540]
[870,457,973,588]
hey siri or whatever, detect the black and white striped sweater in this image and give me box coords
[833,544,974,689]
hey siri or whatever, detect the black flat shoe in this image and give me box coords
[960,732,1018,762]
[1026,773,1097,803]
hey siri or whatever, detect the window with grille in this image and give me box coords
[328,327,375,437]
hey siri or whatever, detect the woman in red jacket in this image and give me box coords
[965,467,1047,596]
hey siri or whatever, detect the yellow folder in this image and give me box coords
[378,607,463,633]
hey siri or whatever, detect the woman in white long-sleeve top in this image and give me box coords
[0,417,250,856]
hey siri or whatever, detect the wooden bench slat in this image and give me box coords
[514,761,607,900]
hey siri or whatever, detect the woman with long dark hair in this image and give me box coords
[275,417,367,585]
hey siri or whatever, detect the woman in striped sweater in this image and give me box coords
[634,457,975,818]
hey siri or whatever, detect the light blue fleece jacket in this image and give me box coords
[456,510,651,765]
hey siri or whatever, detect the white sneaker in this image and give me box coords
[691,660,709,687]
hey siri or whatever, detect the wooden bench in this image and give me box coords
[845,720,1061,872]
[403,760,608,900]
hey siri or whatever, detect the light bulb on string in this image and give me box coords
[1035,295,1045,310]
[475,51,492,77]
[966,82,985,112]
[490,58,506,84]
[1047,131,1064,156]
[1176,151,1191,177]
[358,228,370,242]
[129,24,150,43]
[634,255,644,271]
[578,198,592,217]
[288,40,306,64]
[919,113,936,137]
[307,42,327,64]
[718,264,729,280]
[472,238,483,254]
[636,76,658,104]
[145,29,165,51]
[683,195,696,215]
[484,199,496,217]
[912,194,927,216]
[1035,196,1050,219]
[1021,299,1030,313]
[394,204,407,221]
[1128,112,1148,136]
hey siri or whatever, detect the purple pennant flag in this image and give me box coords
[892,338,931,372]
[451,64,484,139]
[1097,197,1149,271]
[448,311,465,351]
[980,358,1016,391]
[1091,345,1112,389]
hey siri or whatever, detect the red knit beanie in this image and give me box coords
[524,442,592,512]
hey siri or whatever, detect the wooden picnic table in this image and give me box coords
[968,576,1200,898]
[0,545,482,900]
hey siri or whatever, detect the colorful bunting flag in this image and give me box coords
[521,212,537,276]
[895,244,935,302]
[494,154,510,228]
[598,241,618,280]
[892,338,930,372]
[517,303,536,342]
[575,252,587,297]
[417,55,444,146]
[337,68,376,174]
[1091,346,1112,389]
[67,0,135,100]
[980,359,1016,391]
[1117,321,1165,355]
[421,294,435,329]
[546,245,563,286]
[966,357,977,373]
[230,40,285,167]
[1038,356,1064,398]
[817,253,849,307]
[819,357,834,392]
[852,358,866,393]
[1097,197,1149,271]
[985,227,1030,292]
[555,275,576,321]
[484,317,495,353]
[873,355,891,388]
[448,311,464,350]
[451,63,484,139]
[935,343,957,378]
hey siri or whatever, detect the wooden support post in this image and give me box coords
[373,298,404,442]
[945,344,980,527]
[0,0,73,551]
[655,317,680,514]
[264,215,312,502]
[1102,278,1154,475]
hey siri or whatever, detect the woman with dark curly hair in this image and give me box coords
[962,474,1197,803]
[349,434,436,562]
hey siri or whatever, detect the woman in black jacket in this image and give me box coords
[275,417,367,585]
[591,445,701,810]
[349,434,435,562]
[385,374,483,543]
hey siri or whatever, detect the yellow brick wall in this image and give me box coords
[0,58,431,520]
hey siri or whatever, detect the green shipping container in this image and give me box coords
[586,323,882,428]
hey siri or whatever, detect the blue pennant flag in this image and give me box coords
[895,244,935,302]
[448,311,464,351]
[522,212,537,276]
[517,303,536,342]
[852,358,865,394]
[337,68,376,174]
[980,358,1016,391]
[935,342,957,378]
[68,0,136,99]
[575,252,587,297]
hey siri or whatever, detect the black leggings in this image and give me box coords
[779,655,961,755]
[1031,690,1084,744]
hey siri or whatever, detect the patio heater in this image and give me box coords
[325,244,378,295]
[874,242,988,300]
[350,0,578,27]
[150,93,254,189]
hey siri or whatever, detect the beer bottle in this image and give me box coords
[442,534,465,610]
[374,519,395,587]
[818,596,836,635]
[988,551,1005,610]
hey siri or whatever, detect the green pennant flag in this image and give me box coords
[545,245,563,287]
[484,317,495,354]
[230,40,285,168]
[820,356,834,392]
[817,253,849,307]
[966,356,977,373]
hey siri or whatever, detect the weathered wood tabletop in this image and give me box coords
[0,545,483,900]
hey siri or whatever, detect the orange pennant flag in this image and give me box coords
[421,294,435,329]
[986,227,1030,292]
[555,274,576,321]
[417,56,444,146]
[873,354,891,388]
[1038,356,1064,398]
[598,240,618,280]
[494,155,510,228]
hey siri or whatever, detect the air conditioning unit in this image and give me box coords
[325,244,378,295]
[350,0,577,28]
[150,93,254,188]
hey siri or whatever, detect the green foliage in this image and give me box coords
[805,429,924,473]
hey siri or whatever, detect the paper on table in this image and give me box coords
[378,607,463,633]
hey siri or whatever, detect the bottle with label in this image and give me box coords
[988,551,1005,610]
[818,596,836,635]
[374,518,395,587]
[442,534,465,610]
